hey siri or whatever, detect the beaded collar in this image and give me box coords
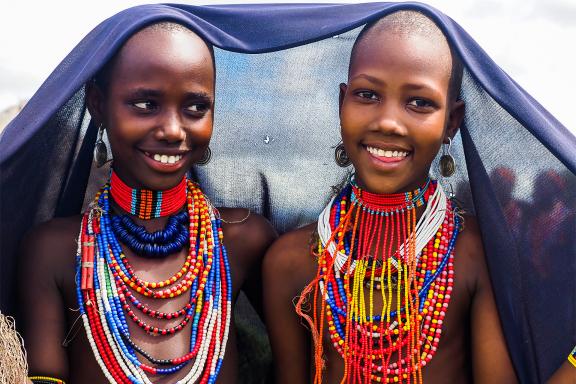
[350,176,431,213]
[109,171,187,220]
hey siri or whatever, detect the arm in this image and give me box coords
[263,230,314,384]
[18,222,71,381]
[221,209,277,317]
[463,218,518,383]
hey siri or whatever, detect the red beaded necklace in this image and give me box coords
[110,171,187,219]
[297,178,460,384]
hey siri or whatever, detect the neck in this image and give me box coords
[109,170,187,220]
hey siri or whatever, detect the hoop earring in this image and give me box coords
[94,124,109,168]
[334,142,351,168]
[196,146,212,166]
[438,137,456,177]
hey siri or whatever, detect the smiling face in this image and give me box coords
[88,24,215,190]
[340,25,463,194]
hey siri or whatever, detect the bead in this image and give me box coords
[309,179,459,381]
[75,177,231,382]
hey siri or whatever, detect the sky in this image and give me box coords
[0,0,575,133]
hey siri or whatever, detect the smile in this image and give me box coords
[141,150,187,167]
[144,152,183,164]
[366,146,410,158]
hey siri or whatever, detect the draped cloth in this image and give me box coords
[0,3,574,382]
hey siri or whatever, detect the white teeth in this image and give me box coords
[150,153,183,164]
[366,146,409,158]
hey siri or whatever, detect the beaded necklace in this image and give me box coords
[76,176,232,384]
[297,178,460,384]
[110,171,187,220]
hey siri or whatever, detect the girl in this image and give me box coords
[17,21,275,384]
[262,9,567,384]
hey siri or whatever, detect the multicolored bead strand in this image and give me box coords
[76,178,232,383]
[110,171,187,220]
[297,178,460,383]
[568,345,576,368]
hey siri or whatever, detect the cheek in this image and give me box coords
[188,119,213,146]
[340,109,364,145]
[412,119,446,151]
[107,127,138,155]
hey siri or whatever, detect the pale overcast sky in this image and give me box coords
[0,0,574,133]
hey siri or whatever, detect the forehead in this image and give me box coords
[110,27,214,86]
[350,30,452,88]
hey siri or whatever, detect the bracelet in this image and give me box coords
[568,345,576,368]
[29,376,66,384]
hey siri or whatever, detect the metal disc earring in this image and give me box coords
[197,146,212,166]
[439,137,456,177]
[334,142,351,168]
[94,124,109,168]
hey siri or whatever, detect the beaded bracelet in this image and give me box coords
[29,376,66,384]
[568,345,576,368]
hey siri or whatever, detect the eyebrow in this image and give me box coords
[126,88,163,98]
[126,88,214,102]
[401,83,439,92]
[350,74,386,86]
[351,76,444,99]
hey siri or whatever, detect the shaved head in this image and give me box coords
[350,11,463,102]
[94,22,215,94]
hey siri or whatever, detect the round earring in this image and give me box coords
[439,137,456,177]
[94,124,109,168]
[196,146,212,166]
[334,142,351,168]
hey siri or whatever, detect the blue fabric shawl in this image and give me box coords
[0,3,574,382]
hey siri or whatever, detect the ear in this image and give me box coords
[444,99,465,143]
[339,83,347,116]
[85,81,106,126]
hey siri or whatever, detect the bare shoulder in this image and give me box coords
[456,214,483,256]
[453,214,488,291]
[23,216,82,247]
[218,207,277,264]
[218,208,277,286]
[20,215,82,281]
[263,222,317,293]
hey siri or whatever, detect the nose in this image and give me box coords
[155,109,186,143]
[372,101,407,136]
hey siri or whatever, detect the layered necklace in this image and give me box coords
[298,177,460,384]
[75,171,231,384]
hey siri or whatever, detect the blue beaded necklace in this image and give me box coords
[111,211,189,258]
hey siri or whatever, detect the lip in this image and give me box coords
[137,148,190,172]
[362,144,412,169]
[139,148,191,156]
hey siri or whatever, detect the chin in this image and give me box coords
[355,171,417,195]
[132,172,186,191]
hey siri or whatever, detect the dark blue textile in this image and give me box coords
[0,3,574,383]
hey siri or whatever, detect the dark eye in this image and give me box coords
[131,100,157,111]
[355,90,379,101]
[186,103,209,114]
[407,98,437,111]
